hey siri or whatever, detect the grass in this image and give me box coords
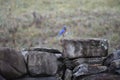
[0,0,120,51]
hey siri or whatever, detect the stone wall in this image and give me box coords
[0,38,120,80]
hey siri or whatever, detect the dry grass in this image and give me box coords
[0,0,120,51]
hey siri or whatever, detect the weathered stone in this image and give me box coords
[62,39,108,59]
[109,59,120,72]
[56,60,65,80]
[72,57,104,66]
[27,51,58,76]
[64,59,74,70]
[103,50,120,66]
[24,47,61,54]
[115,69,120,74]
[64,58,104,70]
[64,69,72,80]
[14,76,58,80]
[21,48,62,62]
[73,63,107,77]
[79,73,120,80]
[0,75,6,80]
[21,50,29,63]
[0,47,27,79]
[73,58,103,64]
[54,54,63,60]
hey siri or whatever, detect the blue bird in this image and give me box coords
[58,25,67,37]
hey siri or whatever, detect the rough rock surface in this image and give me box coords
[21,48,62,62]
[79,73,120,80]
[103,50,120,66]
[0,47,27,79]
[64,69,72,80]
[0,39,115,80]
[0,75,6,80]
[24,48,61,54]
[73,58,104,65]
[73,64,107,77]
[108,59,120,72]
[14,76,58,80]
[62,39,108,59]
[64,58,104,69]
[27,51,58,76]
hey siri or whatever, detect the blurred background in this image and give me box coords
[0,0,120,52]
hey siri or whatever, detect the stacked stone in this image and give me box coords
[1,39,120,80]
[103,50,120,74]
[61,38,109,80]
[0,47,60,80]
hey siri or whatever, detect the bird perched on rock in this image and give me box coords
[58,25,67,37]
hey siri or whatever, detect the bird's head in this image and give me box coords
[63,25,67,30]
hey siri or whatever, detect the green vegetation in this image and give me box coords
[0,0,120,51]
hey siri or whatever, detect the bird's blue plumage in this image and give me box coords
[58,26,67,36]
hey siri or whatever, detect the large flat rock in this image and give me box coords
[64,57,104,70]
[27,51,58,76]
[62,38,108,59]
[0,47,27,79]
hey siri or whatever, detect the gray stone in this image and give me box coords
[0,47,27,79]
[115,69,120,74]
[64,69,72,80]
[21,48,62,62]
[72,57,104,66]
[56,60,64,80]
[73,63,107,77]
[27,51,58,76]
[64,59,75,70]
[64,58,104,70]
[24,47,61,54]
[103,50,120,66]
[54,54,63,59]
[56,69,64,80]
[0,75,6,80]
[109,59,120,72]
[62,38,108,59]
[79,73,120,80]
[21,50,29,63]
[14,76,58,80]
